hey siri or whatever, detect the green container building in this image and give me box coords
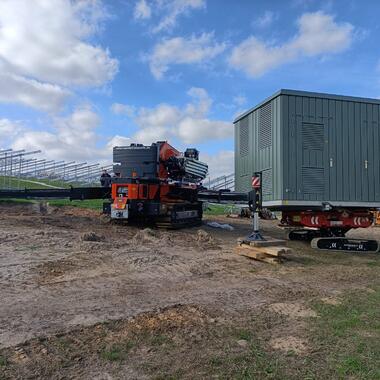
[234,89,380,209]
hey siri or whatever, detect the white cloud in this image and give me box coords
[292,12,353,55]
[132,103,180,142]
[200,150,234,179]
[254,11,277,28]
[110,103,136,117]
[5,92,232,177]
[233,95,247,107]
[0,119,23,149]
[229,11,354,77]
[136,103,182,129]
[134,125,172,144]
[0,0,118,111]
[148,33,226,79]
[185,87,212,116]
[177,118,231,144]
[106,135,132,149]
[123,87,232,145]
[0,73,70,113]
[152,0,206,33]
[134,0,151,20]
[11,106,128,164]
[12,107,101,161]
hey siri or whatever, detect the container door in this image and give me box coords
[299,122,325,200]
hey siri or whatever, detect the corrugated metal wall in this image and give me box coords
[281,94,380,203]
[235,96,282,201]
[235,90,380,206]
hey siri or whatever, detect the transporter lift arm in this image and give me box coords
[0,186,253,203]
[0,186,111,200]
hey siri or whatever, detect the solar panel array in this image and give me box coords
[0,148,113,190]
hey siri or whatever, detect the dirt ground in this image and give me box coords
[0,203,379,379]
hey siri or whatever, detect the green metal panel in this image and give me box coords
[234,96,282,201]
[235,89,380,208]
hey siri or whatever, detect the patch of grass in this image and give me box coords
[154,371,183,380]
[28,245,40,251]
[0,196,104,210]
[0,355,7,367]
[366,260,380,267]
[0,176,72,189]
[310,287,380,379]
[204,203,230,216]
[337,355,367,376]
[0,198,36,204]
[0,198,98,217]
[207,289,380,379]
[101,341,134,362]
[55,336,72,350]
[149,334,171,346]
[235,329,252,342]
[209,356,224,367]
[48,199,104,210]
[220,339,282,380]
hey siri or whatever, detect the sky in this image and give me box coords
[0,0,379,178]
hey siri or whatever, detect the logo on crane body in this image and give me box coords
[251,176,261,189]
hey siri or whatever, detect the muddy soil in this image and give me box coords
[0,203,380,379]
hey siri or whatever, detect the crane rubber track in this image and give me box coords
[311,237,380,253]
[155,202,202,229]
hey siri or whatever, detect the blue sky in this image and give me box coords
[0,0,379,177]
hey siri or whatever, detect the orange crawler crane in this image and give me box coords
[106,141,209,228]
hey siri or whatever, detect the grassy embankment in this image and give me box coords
[0,176,72,189]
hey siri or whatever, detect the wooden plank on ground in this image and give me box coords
[235,245,283,264]
[235,246,267,259]
[254,246,292,257]
[249,238,287,247]
[237,236,287,247]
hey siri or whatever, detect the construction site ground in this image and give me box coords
[0,202,379,379]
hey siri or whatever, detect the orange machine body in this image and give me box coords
[158,142,180,179]
[111,141,191,204]
[111,183,161,201]
[109,141,203,225]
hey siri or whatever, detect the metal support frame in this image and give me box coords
[45,162,76,177]
[245,171,265,242]
[66,164,113,181]
[65,165,101,182]
[0,151,26,189]
[0,149,13,155]
[0,150,26,159]
[11,158,38,167]
[52,164,84,179]
[19,160,54,176]
[29,161,65,174]
[67,168,113,183]
[65,163,99,176]
[17,159,52,171]
[60,163,88,178]
[0,148,112,189]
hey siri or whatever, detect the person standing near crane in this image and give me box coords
[100,169,111,187]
